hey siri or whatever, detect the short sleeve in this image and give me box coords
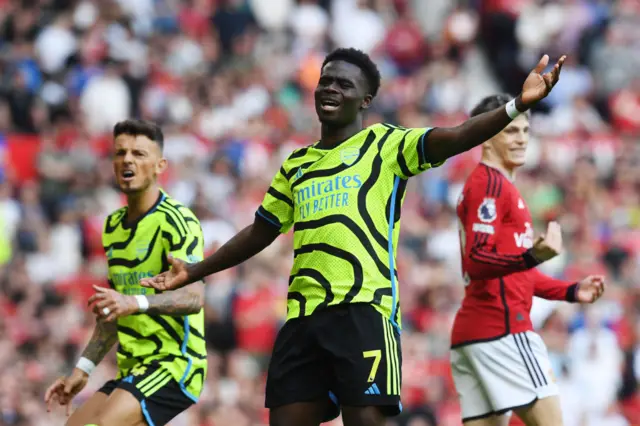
[162,208,205,264]
[380,125,445,179]
[256,167,294,234]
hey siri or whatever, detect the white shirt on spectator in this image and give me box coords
[35,23,78,74]
[80,71,131,135]
[331,1,386,53]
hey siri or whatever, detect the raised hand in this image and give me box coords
[575,275,605,303]
[140,254,189,291]
[531,221,563,262]
[521,54,566,106]
[44,369,88,416]
[88,285,138,322]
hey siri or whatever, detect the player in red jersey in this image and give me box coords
[451,94,606,426]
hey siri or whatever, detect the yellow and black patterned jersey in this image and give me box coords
[102,191,206,401]
[256,123,443,330]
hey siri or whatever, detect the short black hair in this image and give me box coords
[113,119,164,150]
[470,94,512,117]
[322,48,381,98]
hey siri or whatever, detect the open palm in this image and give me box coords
[140,255,189,291]
[521,54,566,105]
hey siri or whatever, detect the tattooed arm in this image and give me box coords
[90,283,204,321]
[81,318,119,363]
[145,283,204,316]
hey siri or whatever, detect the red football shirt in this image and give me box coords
[451,164,577,347]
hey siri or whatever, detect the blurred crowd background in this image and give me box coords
[0,0,639,425]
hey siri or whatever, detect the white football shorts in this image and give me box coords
[450,331,559,422]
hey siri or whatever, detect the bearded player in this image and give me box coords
[141,49,566,426]
[451,94,606,426]
[44,119,207,426]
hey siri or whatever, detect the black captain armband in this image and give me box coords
[523,248,543,269]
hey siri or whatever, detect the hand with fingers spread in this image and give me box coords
[88,285,138,322]
[575,275,606,304]
[44,368,88,416]
[140,254,189,292]
[520,54,566,106]
[531,221,563,262]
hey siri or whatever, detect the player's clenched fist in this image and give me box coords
[576,275,606,303]
[531,221,563,262]
[44,368,88,416]
[88,285,139,322]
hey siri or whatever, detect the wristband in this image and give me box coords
[505,99,521,120]
[76,357,96,376]
[565,283,579,303]
[135,295,149,312]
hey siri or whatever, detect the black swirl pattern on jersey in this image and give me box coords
[291,243,364,311]
[117,325,163,356]
[294,215,396,281]
[267,186,293,207]
[371,286,392,306]
[287,292,306,316]
[107,226,161,268]
[385,177,408,224]
[357,127,394,252]
[157,203,189,235]
[184,367,205,389]
[168,317,205,341]
[290,130,377,190]
[148,315,206,360]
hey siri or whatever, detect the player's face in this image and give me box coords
[112,134,167,194]
[490,115,529,169]
[314,60,372,126]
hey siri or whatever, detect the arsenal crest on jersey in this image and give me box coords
[340,147,360,166]
[478,197,497,223]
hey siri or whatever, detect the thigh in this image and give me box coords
[65,389,110,426]
[96,388,147,426]
[514,395,563,426]
[265,318,333,414]
[269,401,328,426]
[319,304,402,417]
[466,332,558,415]
[449,348,493,422]
[342,406,386,426]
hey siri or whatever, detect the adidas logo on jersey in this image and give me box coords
[364,383,381,395]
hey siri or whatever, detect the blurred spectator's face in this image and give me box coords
[485,114,529,170]
[315,60,372,126]
[112,135,167,194]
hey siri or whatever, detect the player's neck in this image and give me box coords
[318,119,363,149]
[126,186,161,222]
[480,159,516,181]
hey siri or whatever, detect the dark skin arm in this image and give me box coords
[186,218,280,284]
[425,55,566,164]
[424,96,527,163]
[140,214,280,291]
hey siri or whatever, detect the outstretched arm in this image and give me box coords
[90,283,207,321]
[426,55,565,164]
[185,217,280,284]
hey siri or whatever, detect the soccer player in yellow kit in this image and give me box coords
[142,48,566,426]
[45,119,207,426]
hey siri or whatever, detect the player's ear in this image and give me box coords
[361,94,372,110]
[156,157,168,175]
